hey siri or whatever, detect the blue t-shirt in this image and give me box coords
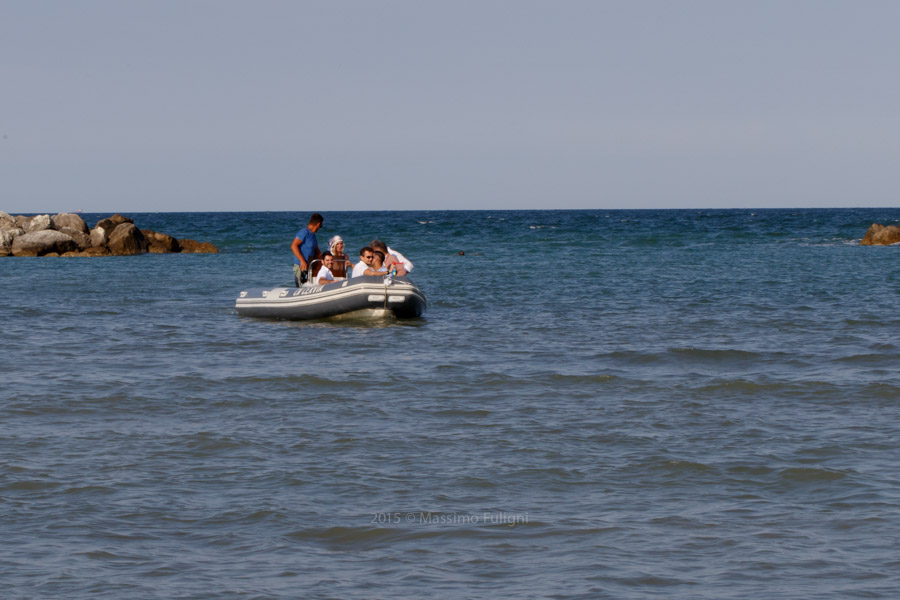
[293,227,318,265]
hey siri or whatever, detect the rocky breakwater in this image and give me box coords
[860,223,900,246]
[0,212,218,257]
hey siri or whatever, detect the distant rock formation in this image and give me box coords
[0,211,218,257]
[860,223,900,246]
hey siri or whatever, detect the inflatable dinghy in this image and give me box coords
[235,275,426,320]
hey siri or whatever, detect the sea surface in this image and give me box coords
[2,208,900,599]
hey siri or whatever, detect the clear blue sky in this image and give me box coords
[2,0,899,212]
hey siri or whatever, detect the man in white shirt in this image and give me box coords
[388,246,413,272]
[350,246,375,278]
[372,240,408,276]
[372,239,413,272]
[316,252,336,285]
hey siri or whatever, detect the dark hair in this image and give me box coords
[322,251,333,259]
[373,250,385,262]
[309,213,324,226]
[359,245,374,257]
[371,240,387,252]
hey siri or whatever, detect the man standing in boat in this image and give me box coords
[291,213,323,285]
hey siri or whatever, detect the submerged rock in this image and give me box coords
[61,247,112,257]
[860,223,900,246]
[79,246,111,257]
[178,239,219,253]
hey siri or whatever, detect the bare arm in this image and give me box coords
[385,256,407,276]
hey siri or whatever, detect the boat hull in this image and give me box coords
[235,276,426,320]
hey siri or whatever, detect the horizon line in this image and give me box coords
[5,206,900,215]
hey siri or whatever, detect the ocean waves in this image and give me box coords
[3,209,900,598]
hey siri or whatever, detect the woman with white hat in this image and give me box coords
[328,235,353,278]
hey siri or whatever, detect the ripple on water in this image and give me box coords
[4,209,900,599]
[777,467,850,483]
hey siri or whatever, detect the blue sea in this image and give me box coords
[3,209,900,599]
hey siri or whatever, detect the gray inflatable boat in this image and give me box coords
[235,275,426,320]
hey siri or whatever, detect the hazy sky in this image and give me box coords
[2,0,899,212]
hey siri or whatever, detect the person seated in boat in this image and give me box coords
[315,252,336,285]
[350,246,375,278]
[372,239,413,273]
[291,213,323,285]
[328,235,353,278]
[371,241,407,276]
[362,250,390,276]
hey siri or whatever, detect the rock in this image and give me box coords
[1,212,24,239]
[94,218,116,232]
[17,214,52,233]
[860,223,900,246]
[10,230,78,256]
[107,223,148,255]
[141,229,180,253]
[178,238,219,253]
[59,227,92,250]
[79,246,111,257]
[95,218,114,232]
[0,211,17,230]
[51,213,89,234]
[0,228,12,256]
[90,227,109,248]
[28,214,52,232]
[2,212,216,258]
[109,213,133,225]
[95,214,133,231]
